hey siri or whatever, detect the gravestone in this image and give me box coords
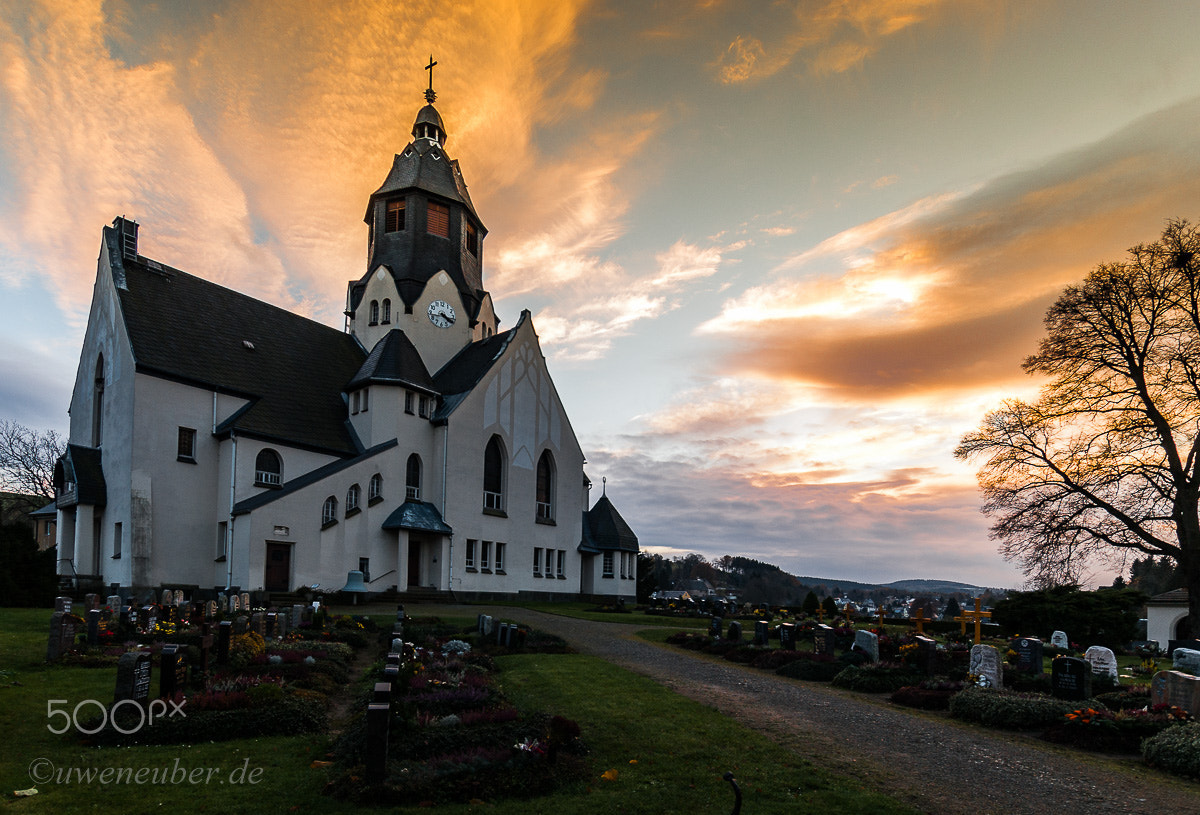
[1171,647,1200,676]
[481,615,494,636]
[1151,670,1200,715]
[174,589,184,606]
[1169,639,1200,657]
[365,702,390,783]
[969,644,1003,689]
[206,600,218,619]
[727,621,743,642]
[813,624,835,657]
[914,635,937,675]
[504,624,518,648]
[143,605,158,633]
[87,608,101,647]
[240,592,251,612]
[107,594,123,612]
[754,620,770,647]
[54,596,72,614]
[265,613,278,638]
[229,594,240,613]
[119,605,132,630]
[161,589,174,608]
[233,615,249,635]
[373,682,392,705]
[292,604,304,628]
[250,612,265,637]
[1051,656,1092,700]
[477,614,487,634]
[46,612,77,661]
[853,629,879,663]
[779,622,797,650]
[114,651,152,704]
[276,615,288,638]
[496,622,508,645]
[198,622,213,679]
[1051,630,1069,650]
[708,616,722,638]
[382,663,400,690]
[1083,645,1119,682]
[159,644,186,698]
[1012,637,1044,674]
[84,593,101,610]
[216,620,232,664]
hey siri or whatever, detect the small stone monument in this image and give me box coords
[813,624,835,657]
[726,620,743,641]
[1051,656,1091,700]
[159,644,186,698]
[1171,647,1200,676]
[754,620,770,647]
[46,611,77,661]
[914,635,937,675]
[708,616,722,638]
[1151,670,1200,715]
[54,596,72,614]
[161,589,174,608]
[969,644,1003,689]
[853,629,879,663]
[1083,645,1119,682]
[1051,630,1069,649]
[217,620,232,664]
[114,651,152,704]
[87,608,101,647]
[1013,637,1044,674]
[779,622,796,650]
[107,594,123,612]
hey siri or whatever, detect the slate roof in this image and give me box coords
[366,128,482,225]
[347,329,435,393]
[29,500,57,518]
[1148,588,1189,605]
[382,500,452,534]
[55,445,107,508]
[579,495,638,553]
[230,440,398,516]
[108,226,366,455]
[431,313,523,421]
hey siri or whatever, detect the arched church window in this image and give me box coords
[91,355,105,447]
[385,197,405,232]
[346,483,361,514]
[381,299,391,324]
[321,496,338,527]
[255,449,282,487]
[536,450,556,522]
[483,435,506,513]
[369,300,379,325]
[406,454,422,500]
[368,473,383,503]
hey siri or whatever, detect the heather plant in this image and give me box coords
[1143,722,1200,779]
[949,687,1080,729]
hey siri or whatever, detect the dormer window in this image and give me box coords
[385,198,405,232]
[466,221,478,256]
[427,202,449,238]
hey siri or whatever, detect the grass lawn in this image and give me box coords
[1,607,916,814]
[486,600,713,629]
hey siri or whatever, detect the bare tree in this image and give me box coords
[0,420,63,508]
[956,219,1200,627]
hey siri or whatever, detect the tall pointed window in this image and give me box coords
[536,450,556,522]
[466,221,478,256]
[322,496,338,527]
[369,300,379,325]
[255,449,282,487]
[369,473,383,503]
[381,299,391,324]
[346,483,361,514]
[91,355,104,447]
[406,453,422,500]
[385,198,405,232]
[427,201,450,238]
[483,435,506,513]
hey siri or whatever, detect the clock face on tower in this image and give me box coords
[427,300,456,328]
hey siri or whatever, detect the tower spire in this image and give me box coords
[424,55,438,103]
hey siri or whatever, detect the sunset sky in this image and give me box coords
[4,1,1200,589]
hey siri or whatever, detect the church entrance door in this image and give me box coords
[264,542,291,592]
[408,541,421,588]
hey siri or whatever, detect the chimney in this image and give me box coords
[113,216,138,261]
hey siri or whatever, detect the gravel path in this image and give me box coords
[428,605,1200,815]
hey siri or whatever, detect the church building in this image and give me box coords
[52,76,638,602]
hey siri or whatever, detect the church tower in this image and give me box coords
[346,60,498,373]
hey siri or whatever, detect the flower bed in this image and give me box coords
[1042,705,1190,753]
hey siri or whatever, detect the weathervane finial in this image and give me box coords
[424,55,438,103]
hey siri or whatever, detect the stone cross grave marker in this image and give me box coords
[1171,648,1200,676]
[1013,637,1044,674]
[1083,645,1118,681]
[912,608,927,635]
[970,643,1003,689]
[1051,630,1069,649]
[955,598,992,645]
[854,629,879,663]
[114,651,152,704]
[1051,656,1091,700]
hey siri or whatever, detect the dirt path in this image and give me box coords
[420,604,1200,815]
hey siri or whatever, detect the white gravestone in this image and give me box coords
[1083,645,1118,680]
[853,629,879,663]
[1051,630,1069,649]
[970,644,1004,689]
[1172,647,1200,676]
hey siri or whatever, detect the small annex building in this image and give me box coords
[52,80,637,602]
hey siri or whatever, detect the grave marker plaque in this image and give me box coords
[159,644,185,698]
[754,620,770,647]
[114,651,152,704]
[1051,630,1069,650]
[87,608,100,647]
[779,622,797,651]
[1013,637,1044,674]
[1083,645,1119,681]
[813,624,835,657]
[1051,657,1092,700]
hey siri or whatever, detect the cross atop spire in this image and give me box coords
[425,55,438,103]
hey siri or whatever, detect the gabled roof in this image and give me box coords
[382,500,452,534]
[231,440,398,516]
[107,226,366,455]
[1148,588,1189,606]
[580,494,638,553]
[431,312,524,421]
[55,445,107,508]
[347,329,435,393]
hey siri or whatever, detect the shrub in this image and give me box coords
[832,664,922,694]
[1094,686,1151,711]
[1044,705,1190,752]
[775,654,842,682]
[949,687,1080,730]
[751,650,808,671]
[1143,722,1200,779]
[890,685,958,710]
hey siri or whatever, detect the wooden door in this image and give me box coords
[264,542,291,592]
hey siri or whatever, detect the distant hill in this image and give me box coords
[790,575,1003,596]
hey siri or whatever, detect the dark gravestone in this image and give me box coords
[114,651,152,704]
[265,613,278,639]
[250,613,265,638]
[504,624,517,648]
[813,624,835,657]
[373,682,392,705]
[198,622,214,680]
[1051,657,1092,701]
[143,605,158,634]
[914,635,938,675]
[54,596,72,614]
[1013,637,1044,674]
[727,621,743,642]
[383,664,401,690]
[217,620,232,664]
[709,617,723,638]
[87,609,101,648]
[779,623,797,651]
[233,615,249,635]
[496,622,508,645]
[754,620,770,647]
[365,703,390,783]
[159,644,185,698]
[46,612,76,661]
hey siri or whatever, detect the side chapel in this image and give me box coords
[52,71,639,602]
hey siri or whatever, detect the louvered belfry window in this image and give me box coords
[427,201,450,238]
[385,198,405,232]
